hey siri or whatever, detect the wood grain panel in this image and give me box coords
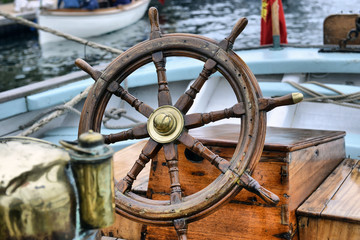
[190,124,345,152]
[297,159,360,240]
[298,217,360,240]
[289,138,346,211]
[104,125,346,239]
[321,160,360,223]
[297,158,358,217]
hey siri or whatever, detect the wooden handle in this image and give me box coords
[149,7,161,39]
[239,172,280,205]
[260,93,303,112]
[226,17,248,45]
[271,0,280,36]
[75,58,102,81]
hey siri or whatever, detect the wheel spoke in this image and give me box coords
[152,51,172,106]
[116,139,162,193]
[178,132,230,173]
[174,59,217,114]
[184,102,246,129]
[174,218,188,240]
[218,17,248,51]
[107,81,154,118]
[103,123,148,144]
[163,143,182,204]
[184,93,304,129]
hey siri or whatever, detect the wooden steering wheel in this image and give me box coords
[77,7,302,239]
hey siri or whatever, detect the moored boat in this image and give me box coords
[38,0,150,44]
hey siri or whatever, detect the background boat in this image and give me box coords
[38,0,150,44]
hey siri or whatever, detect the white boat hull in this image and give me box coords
[38,0,150,44]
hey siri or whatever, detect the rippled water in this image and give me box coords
[0,0,357,92]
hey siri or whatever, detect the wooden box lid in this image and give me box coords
[190,124,345,152]
[297,158,360,224]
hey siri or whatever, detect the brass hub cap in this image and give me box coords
[147,106,184,143]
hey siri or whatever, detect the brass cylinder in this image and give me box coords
[66,131,115,229]
[0,137,76,240]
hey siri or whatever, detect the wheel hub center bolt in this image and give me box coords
[153,112,176,135]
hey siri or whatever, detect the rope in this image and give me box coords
[18,85,92,136]
[19,105,81,130]
[0,10,123,55]
[285,81,360,109]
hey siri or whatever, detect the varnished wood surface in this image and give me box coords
[288,138,346,211]
[112,140,149,192]
[322,160,360,223]
[107,126,346,239]
[323,14,360,45]
[298,158,360,223]
[298,217,360,240]
[190,124,345,152]
[145,125,345,239]
[146,145,290,240]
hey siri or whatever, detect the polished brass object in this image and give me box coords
[0,137,75,240]
[61,131,115,229]
[147,105,184,143]
[292,92,304,104]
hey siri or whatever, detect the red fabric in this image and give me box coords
[260,0,287,45]
[158,0,165,5]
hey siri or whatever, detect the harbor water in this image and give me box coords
[0,0,357,92]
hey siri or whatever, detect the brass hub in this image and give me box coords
[147,106,184,143]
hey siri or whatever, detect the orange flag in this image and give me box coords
[260,0,287,45]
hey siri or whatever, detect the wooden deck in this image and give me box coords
[297,158,360,240]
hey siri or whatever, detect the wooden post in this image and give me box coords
[271,0,281,49]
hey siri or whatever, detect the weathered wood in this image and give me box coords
[297,158,360,240]
[178,132,230,173]
[189,124,345,151]
[163,143,182,204]
[184,94,302,129]
[219,17,248,51]
[146,124,346,239]
[324,14,360,45]
[297,158,359,218]
[107,82,154,118]
[75,58,102,81]
[152,51,172,106]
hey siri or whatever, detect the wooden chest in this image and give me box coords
[297,158,360,240]
[145,124,346,239]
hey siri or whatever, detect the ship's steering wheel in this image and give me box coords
[77,7,302,239]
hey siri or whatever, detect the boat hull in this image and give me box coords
[38,0,150,44]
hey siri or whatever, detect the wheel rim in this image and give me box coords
[78,8,266,227]
[78,35,265,224]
